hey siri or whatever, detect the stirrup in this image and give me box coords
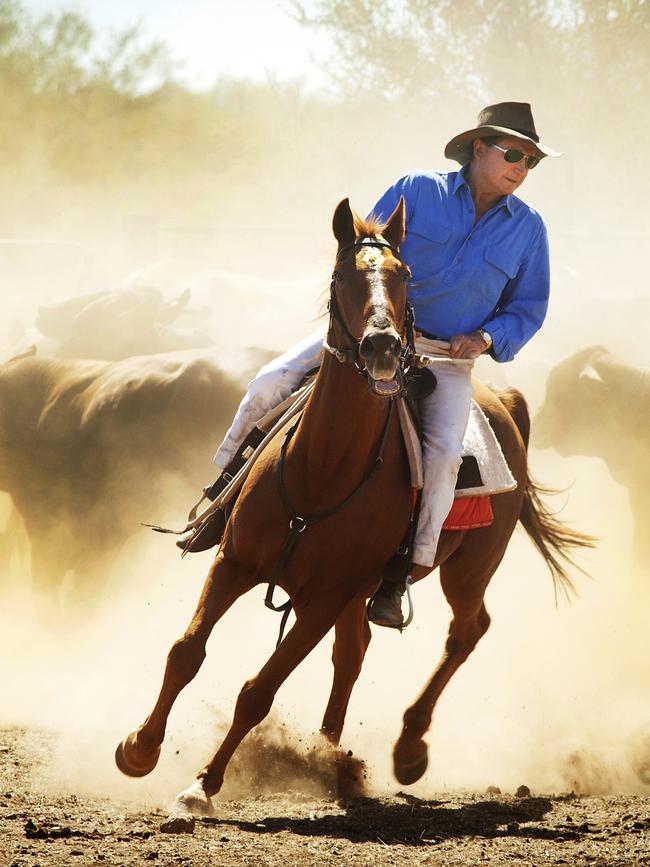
[176,509,226,553]
[367,575,414,631]
[186,472,234,522]
[401,576,414,630]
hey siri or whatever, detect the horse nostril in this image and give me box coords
[360,334,376,360]
[360,332,401,361]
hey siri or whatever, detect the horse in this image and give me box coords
[115,197,591,817]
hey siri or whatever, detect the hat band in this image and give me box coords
[509,126,539,143]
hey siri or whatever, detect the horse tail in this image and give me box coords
[496,387,596,600]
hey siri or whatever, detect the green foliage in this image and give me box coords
[0,1,335,231]
[293,0,649,101]
[1,0,647,243]
[0,0,171,95]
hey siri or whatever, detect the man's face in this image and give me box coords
[472,135,540,197]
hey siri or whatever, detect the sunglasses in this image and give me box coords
[489,143,540,170]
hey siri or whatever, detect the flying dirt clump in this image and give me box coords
[561,731,650,796]
[209,714,368,801]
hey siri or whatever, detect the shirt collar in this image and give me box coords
[451,166,469,195]
[452,165,514,216]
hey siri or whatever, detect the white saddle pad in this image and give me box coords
[397,397,517,498]
[458,399,517,497]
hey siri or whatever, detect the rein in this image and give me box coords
[265,400,395,647]
[265,239,413,647]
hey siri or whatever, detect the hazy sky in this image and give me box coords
[24,0,331,90]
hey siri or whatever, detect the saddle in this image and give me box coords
[401,364,515,530]
[175,361,516,551]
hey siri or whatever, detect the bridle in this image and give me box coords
[323,239,417,395]
[263,237,419,644]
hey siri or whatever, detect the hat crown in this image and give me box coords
[477,102,539,143]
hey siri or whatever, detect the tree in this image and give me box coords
[292,0,650,137]
[0,0,172,97]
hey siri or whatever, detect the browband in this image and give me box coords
[336,239,401,261]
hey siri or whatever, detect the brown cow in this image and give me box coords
[533,345,650,560]
[0,349,266,612]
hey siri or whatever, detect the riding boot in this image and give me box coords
[367,550,410,628]
[176,427,266,553]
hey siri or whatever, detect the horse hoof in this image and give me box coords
[114,734,161,778]
[393,737,429,785]
[171,780,214,817]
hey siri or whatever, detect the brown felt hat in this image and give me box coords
[444,102,561,165]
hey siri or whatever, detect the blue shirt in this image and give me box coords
[371,167,550,363]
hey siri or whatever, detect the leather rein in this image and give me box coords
[264,239,414,647]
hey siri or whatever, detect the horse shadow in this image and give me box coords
[202,792,577,846]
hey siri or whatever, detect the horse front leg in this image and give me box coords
[168,593,347,818]
[393,548,495,786]
[115,551,249,778]
[320,597,371,745]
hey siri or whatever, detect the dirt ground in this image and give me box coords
[1,727,648,867]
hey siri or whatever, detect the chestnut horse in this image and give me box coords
[115,197,590,815]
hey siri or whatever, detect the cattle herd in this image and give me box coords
[1,278,648,617]
[0,277,283,614]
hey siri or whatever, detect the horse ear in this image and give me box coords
[381,196,406,249]
[332,198,356,247]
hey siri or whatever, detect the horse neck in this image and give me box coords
[290,353,393,484]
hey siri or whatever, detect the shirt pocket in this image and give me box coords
[484,246,520,280]
[408,215,451,244]
[477,246,521,307]
[406,216,451,284]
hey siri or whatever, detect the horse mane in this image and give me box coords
[353,213,385,240]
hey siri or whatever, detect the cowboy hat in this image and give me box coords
[444,102,561,165]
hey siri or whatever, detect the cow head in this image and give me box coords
[532,345,614,457]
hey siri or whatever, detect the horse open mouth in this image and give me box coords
[369,376,401,397]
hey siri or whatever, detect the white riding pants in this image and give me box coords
[213,329,473,568]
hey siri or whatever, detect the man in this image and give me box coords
[179,102,559,628]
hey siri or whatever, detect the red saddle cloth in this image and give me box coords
[442,496,494,531]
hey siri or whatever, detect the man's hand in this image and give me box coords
[449,330,490,359]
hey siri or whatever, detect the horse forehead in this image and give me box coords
[358,246,386,269]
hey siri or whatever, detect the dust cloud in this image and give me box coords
[0,0,648,811]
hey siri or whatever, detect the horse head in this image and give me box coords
[329,197,411,397]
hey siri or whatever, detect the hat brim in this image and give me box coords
[444,125,562,165]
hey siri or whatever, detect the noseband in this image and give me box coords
[324,239,417,394]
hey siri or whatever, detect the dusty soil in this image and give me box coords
[1,727,648,867]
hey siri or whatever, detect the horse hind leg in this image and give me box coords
[169,594,347,817]
[393,551,494,786]
[115,552,249,779]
